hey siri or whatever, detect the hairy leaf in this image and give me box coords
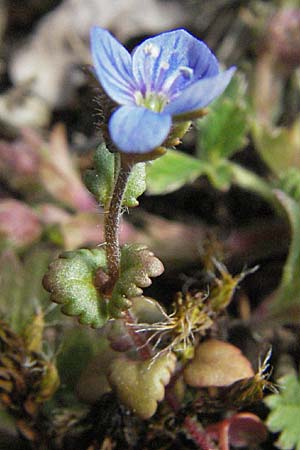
[85,143,146,207]
[265,374,300,450]
[43,245,164,325]
[109,244,164,317]
[84,143,115,208]
[123,162,146,207]
[43,248,109,327]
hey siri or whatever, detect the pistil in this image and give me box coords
[134,90,168,112]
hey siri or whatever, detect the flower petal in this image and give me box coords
[164,67,236,116]
[90,27,136,104]
[132,29,219,96]
[109,106,172,153]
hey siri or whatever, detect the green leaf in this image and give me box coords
[43,245,164,325]
[0,246,53,332]
[204,160,233,191]
[110,244,164,317]
[108,352,177,419]
[84,143,114,208]
[84,143,146,207]
[271,190,300,314]
[123,163,146,207]
[196,74,249,161]
[252,119,300,176]
[265,374,300,450]
[277,168,300,202]
[57,328,99,393]
[22,246,53,308]
[146,149,204,195]
[43,248,109,328]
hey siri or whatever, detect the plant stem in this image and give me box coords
[219,421,230,450]
[104,156,132,293]
[103,153,154,361]
[184,417,215,450]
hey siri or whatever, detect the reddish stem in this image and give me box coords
[184,417,215,450]
[219,421,230,450]
[104,158,131,294]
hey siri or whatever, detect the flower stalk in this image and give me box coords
[104,155,132,294]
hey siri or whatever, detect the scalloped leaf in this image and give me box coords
[43,245,164,325]
[123,163,146,207]
[110,244,164,317]
[43,248,109,327]
[84,143,114,208]
[84,143,146,207]
[265,374,300,450]
[108,352,177,419]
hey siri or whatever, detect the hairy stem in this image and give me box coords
[104,156,132,293]
[184,417,215,450]
[103,154,154,361]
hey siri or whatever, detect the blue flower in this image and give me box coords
[91,27,235,154]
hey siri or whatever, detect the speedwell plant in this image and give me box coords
[43,28,261,427]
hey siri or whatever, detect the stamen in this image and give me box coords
[154,61,170,91]
[161,61,170,70]
[162,65,194,94]
[141,44,161,93]
[134,90,168,112]
[134,91,144,106]
[179,66,194,79]
[143,43,160,58]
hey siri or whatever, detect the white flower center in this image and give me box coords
[134,90,168,112]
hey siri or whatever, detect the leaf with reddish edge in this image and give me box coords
[206,412,268,450]
[109,244,164,317]
[43,244,164,326]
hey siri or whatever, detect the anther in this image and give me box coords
[143,43,160,58]
[179,66,194,79]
